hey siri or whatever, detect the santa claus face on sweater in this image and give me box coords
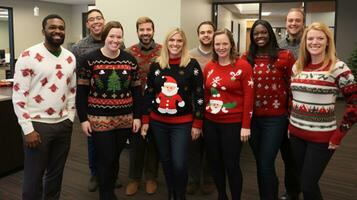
[208,100,223,114]
[162,83,179,96]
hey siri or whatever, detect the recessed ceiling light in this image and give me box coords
[262,12,271,16]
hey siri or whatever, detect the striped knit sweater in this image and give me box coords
[289,60,357,145]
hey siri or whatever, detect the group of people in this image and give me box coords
[11,7,357,200]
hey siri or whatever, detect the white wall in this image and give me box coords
[1,0,83,58]
[306,12,335,27]
[71,4,89,43]
[181,0,212,49]
[96,0,181,48]
[0,21,9,51]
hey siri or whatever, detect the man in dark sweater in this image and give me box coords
[278,8,305,200]
[125,16,162,196]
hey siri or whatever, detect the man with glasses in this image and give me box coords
[71,8,122,192]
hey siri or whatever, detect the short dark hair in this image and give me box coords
[101,21,123,42]
[197,21,216,35]
[42,14,65,29]
[87,9,104,20]
[136,16,155,31]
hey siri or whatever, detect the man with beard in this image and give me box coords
[187,21,216,195]
[71,9,123,192]
[278,8,305,200]
[125,16,162,196]
[12,14,76,200]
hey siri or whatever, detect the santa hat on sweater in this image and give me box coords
[210,87,223,105]
[162,76,177,87]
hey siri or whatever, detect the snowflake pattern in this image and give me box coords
[155,69,160,76]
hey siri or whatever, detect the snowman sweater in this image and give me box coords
[289,61,357,145]
[142,58,204,128]
[242,50,295,117]
[203,59,254,129]
[12,43,76,135]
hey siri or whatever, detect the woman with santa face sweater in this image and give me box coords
[289,22,357,200]
[242,20,295,200]
[203,29,253,200]
[141,28,204,200]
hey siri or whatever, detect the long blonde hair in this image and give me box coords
[157,28,190,69]
[294,22,336,75]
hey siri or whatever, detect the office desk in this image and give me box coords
[0,87,24,177]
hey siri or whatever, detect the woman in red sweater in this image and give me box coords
[203,29,253,200]
[289,22,357,200]
[242,19,295,200]
[141,28,204,200]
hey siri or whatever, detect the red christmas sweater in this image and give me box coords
[242,50,295,117]
[203,59,254,129]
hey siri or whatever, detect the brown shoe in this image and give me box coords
[125,181,140,196]
[145,180,158,194]
[201,181,216,195]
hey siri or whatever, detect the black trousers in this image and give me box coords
[22,119,73,200]
[280,132,300,195]
[204,119,243,200]
[290,135,334,200]
[128,128,159,181]
[92,128,131,200]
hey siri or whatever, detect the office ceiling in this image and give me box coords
[38,0,94,5]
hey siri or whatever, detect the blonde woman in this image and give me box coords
[141,28,204,200]
[289,22,357,200]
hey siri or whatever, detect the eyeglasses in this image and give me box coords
[87,16,103,22]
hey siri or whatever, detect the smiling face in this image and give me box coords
[198,24,214,46]
[286,11,304,38]
[253,24,270,48]
[43,18,65,48]
[104,28,123,53]
[137,22,154,46]
[86,11,105,38]
[167,33,184,58]
[214,33,231,59]
[306,29,328,59]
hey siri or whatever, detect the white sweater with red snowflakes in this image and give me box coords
[12,43,76,135]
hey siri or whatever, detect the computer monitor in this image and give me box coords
[0,49,5,66]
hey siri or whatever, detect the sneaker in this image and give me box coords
[201,181,216,195]
[88,176,98,192]
[186,183,199,195]
[145,180,158,194]
[125,181,140,196]
[115,178,123,188]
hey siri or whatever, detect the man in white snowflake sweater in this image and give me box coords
[12,14,76,200]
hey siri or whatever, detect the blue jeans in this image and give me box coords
[150,120,191,195]
[249,115,288,200]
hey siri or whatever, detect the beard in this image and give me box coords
[139,36,153,46]
[45,32,65,48]
[161,87,178,97]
